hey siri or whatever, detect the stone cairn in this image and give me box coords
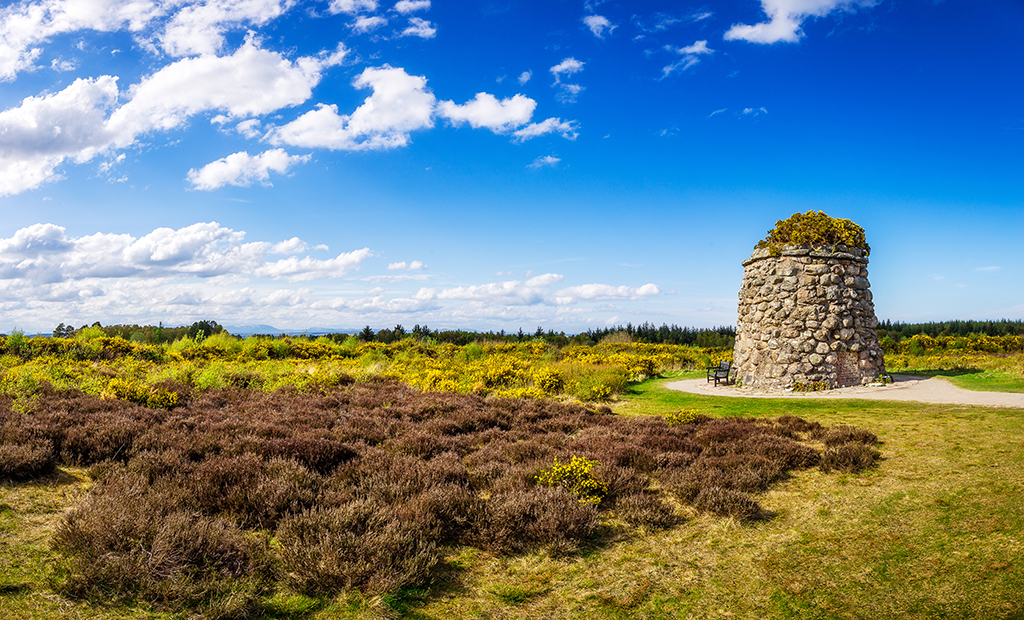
[733,236,886,390]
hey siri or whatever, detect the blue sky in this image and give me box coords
[1,0,1022,334]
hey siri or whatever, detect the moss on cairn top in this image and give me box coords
[755,210,870,257]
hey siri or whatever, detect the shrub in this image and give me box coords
[691,486,764,521]
[53,472,274,614]
[820,442,881,473]
[0,440,56,480]
[535,455,609,504]
[822,426,879,447]
[755,210,870,255]
[276,500,441,595]
[667,408,700,426]
[615,492,679,529]
[474,487,599,556]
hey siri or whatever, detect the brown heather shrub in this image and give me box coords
[616,492,680,529]
[820,442,881,473]
[0,440,57,480]
[53,471,274,614]
[692,486,765,521]
[261,437,357,474]
[23,377,880,604]
[473,486,600,556]
[592,463,650,503]
[775,415,824,436]
[822,425,879,447]
[276,500,442,595]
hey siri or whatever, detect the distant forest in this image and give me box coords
[876,319,1024,341]
[27,318,1024,346]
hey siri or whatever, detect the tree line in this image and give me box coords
[876,319,1024,341]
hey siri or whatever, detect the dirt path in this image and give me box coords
[665,374,1024,408]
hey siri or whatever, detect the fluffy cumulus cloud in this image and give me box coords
[437,93,536,133]
[156,0,296,57]
[268,65,435,150]
[554,283,660,305]
[187,148,310,190]
[725,0,878,44]
[0,223,664,330]
[0,1,590,196]
[0,0,161,82]
[393,0,429,14]
[0,222,376,285]
[0,36,345,196]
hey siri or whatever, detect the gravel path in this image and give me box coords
[665,374,1024,408]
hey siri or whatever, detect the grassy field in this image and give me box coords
[905,369,1024,394]
[2,373,1024,619]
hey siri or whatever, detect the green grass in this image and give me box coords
[4,375,1024,619]
[899,369,1024,394]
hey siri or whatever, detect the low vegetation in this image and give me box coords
[2,322,1023,618]
[1,378,879,616]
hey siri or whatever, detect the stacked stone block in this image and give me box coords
[733,245,886,389]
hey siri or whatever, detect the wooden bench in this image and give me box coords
[706,361,733,386]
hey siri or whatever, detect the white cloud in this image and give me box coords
[0,0,163,82]
[254,248,373,281]
[235,118,262,137]
[269,65,435,150]
[437,93,536,132]
[974,266,1000,272]
[353,14,387,32]
[742,106,768,115]
[271,237,312,254]
[0,75,120,196]
[0,36,345,196]
[108,37,346,143]
[388,260,426,270]
[401,17,435,38]
[394,0,429,13]
[157,0,295,57]
[708,108,727,118]
[724,0,878,44]
[661,40,713,77]
[436,280,547,305]
[582,15,615,38]
[550,57,584,82]
[528,155,560,169]
[525,273,564,287]
[554,283,660,305]
[187,148,310,190]
[329,0,378,14]
[512,117,578,142]
[518,70,532,85]
[0,221,376,287]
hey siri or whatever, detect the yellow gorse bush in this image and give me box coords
[535,455,608,504]
[0,334,731,406]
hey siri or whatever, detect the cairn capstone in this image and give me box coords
[733,244,886,389]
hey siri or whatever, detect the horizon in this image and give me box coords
[2,0,1022,333]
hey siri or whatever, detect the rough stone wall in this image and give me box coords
[733,245,886,389]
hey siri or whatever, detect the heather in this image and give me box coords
[1,378,876,615]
